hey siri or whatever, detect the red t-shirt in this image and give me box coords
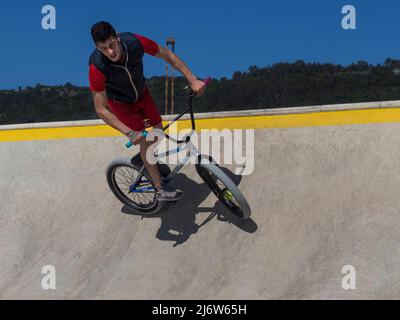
[89,34,159,92]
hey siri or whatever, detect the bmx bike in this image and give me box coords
[106,78,251,219]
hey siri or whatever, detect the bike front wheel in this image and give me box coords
[106,158,164,215]
[196,156,251,220]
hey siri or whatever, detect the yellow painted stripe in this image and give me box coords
[0,125,121,142]
[192,108,400,130]
[1,108,400,143]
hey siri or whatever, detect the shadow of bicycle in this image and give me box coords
[121,166,257,247]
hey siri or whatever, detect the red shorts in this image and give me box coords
[107,87,162,132]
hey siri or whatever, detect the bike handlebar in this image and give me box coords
[125,130,148,148]
[204,77,212,85]
[185,76,212,96]
[125,77,212,148]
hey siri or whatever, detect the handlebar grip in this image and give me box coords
[203,77,212,86]
[126,141,133,148]
[125,130,148,148]
[185,77,212,95]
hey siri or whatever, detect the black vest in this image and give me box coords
[89,32,145,103]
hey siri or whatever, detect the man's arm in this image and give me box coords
[154,45,206,95]
[92,91,133,135]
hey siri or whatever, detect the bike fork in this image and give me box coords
[128,164,152,194]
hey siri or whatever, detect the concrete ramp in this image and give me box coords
[1,122,400,299]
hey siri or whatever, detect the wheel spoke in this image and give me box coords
[121,167,132,182]
[116,173,131,186]
[115,177,131,188]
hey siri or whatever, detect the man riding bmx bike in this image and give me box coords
[89,21,207,202]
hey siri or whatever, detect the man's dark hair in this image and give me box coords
[91,21,117,44]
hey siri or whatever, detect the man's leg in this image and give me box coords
[138,122,183,201]
[138,123,163,189]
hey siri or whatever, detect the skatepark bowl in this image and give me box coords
[1,101,400,299]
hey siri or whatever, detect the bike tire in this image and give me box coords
[106,157,164,215]
[196,156,251,220]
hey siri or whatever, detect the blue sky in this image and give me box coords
[0,0,399,89]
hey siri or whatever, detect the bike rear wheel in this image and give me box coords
[106,158,164,215]
[196,156,251,219]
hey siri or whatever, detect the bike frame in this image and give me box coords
[129,95,212,193]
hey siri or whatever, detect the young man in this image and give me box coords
[89,21,206,202]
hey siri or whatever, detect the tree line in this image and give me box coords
[1,58,400,125]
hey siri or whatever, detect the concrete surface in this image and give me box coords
[1,122,400,299]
